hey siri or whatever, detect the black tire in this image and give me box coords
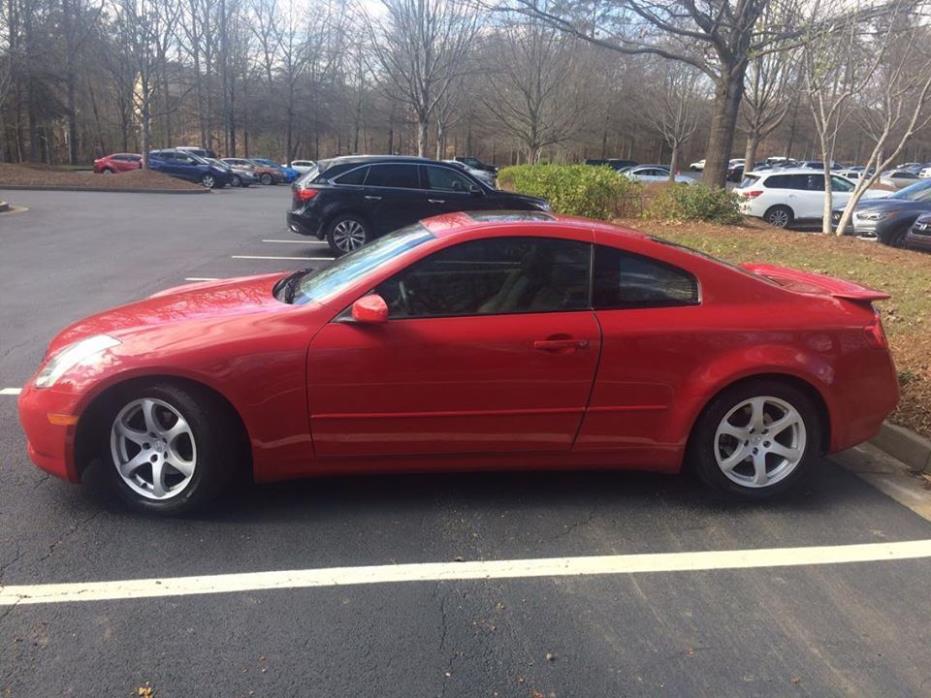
[878,223,909,248]
[326,214,371,256]
[260,173,273,185]
[230,175,242,187]
[98,382,242,515]
[688,379,821,500]
[764,205,794,228]
[201,173,217,189]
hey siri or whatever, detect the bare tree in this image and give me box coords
[834,8,931,240]
[366,0,479,157]
[650,60,703,181]
[481,18,579,163]
[739,45,795,167]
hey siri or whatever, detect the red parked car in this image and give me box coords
[93,153,143,174]
[18,212,898,514]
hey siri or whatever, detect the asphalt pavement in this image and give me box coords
[1,186,931,697]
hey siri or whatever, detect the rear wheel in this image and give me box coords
[764,205,793,228]
[102,383,240,514]
[260,173,273,185]
[102,168,114,175]
[689,379,821,499]
[326,215,370,256]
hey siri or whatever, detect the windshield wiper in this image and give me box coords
[278,268,311,304]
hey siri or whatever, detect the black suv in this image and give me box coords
[288,155,550,255]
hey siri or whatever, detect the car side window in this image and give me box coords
[335,167,369,185]
[764,175,787,188]
[376,237,591,319]
[805,174,825,190]
[831,175,854,192]
[425,166,473,192]
[365,164,421,189]
[593,245,698,309]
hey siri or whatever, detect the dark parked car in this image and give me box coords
[904,213,931,252]
[455,156,497,174]
[831,179,931,246]
[585,158,638,171]
[148,149,231,189]
[287,155,550,255]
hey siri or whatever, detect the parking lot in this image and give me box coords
[2,186,931,696]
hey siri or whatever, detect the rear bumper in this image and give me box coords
[287,210,324,238]
[828,348,899,453]
[18,382,82,482]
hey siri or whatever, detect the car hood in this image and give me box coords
[840,197,927,213]
[49,273,288,354]
[502,191,549,209]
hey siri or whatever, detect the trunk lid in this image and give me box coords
[741,263,890,302]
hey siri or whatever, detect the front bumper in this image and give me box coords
[18,382,83,482]
[905,220,931,250]
[831,211,879,236]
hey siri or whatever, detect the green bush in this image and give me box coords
[498,164,641,219]
[643,183,743,224]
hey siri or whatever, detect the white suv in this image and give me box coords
[735,168,889,227]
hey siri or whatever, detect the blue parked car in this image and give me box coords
[252,157,299,183]
[148,149,231,189]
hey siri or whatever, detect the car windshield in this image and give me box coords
[891,179,931,200]
[291,224,435,305]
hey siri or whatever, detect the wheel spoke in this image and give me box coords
[162,415,190,443]
[150,459,167,497]
[115,419,147,446]
[119,451,150,478]
[766,412,800,438]
[140,399,159,434]
[718,422,747,440]
[752,451,768,485]
[720,444,750,471]
[769,442,801,461]
[749,397,765,431]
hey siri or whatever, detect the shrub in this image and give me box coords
[497,164,641,219]
[643,182,743,224]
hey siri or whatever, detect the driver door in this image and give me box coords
[307,235,601,458]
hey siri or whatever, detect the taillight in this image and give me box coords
[864,312,888,349]
[743,190,764,199]
[295,187,318,202]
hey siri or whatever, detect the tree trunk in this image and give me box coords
[416,117,428,157]
[702,65,745,188]
[668,143,679,183]
[744,133,759,173]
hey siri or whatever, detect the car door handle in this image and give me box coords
[533,338,590,352]
[364,195,382,201]
[428,198,445,204]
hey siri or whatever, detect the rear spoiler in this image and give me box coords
[741,263,890,302]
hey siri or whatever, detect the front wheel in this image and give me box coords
[230,175,242,187]
[103,383,240,514]
[260,173,273,185]
[764,205,793,228]
[201,173,217,189]
[326,215,370,256]
[689,380,821,499]
[878,223,909,248]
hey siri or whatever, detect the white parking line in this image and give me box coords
[231,255,334,261]
[0,387,21,396]
[262,239,329,244]
[184,277,220,282]
[2,539,929,607]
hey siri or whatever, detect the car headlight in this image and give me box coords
[857,210,892,221]
[35,335,120,389]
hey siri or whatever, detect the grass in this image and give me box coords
[615,217,931,440]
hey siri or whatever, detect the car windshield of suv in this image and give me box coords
[291,224,435,305]
[891,179,931,200]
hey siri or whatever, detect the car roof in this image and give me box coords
[419,211,648,241]
[745,167,835,177]
[317,154,437,170]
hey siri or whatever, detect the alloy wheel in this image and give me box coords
[332,219,367,252]
[202,175,215,189]
[713,396,806,488]
[110,398,197,500]
[767,209,790,228]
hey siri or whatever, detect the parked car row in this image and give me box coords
[93,148,313,189]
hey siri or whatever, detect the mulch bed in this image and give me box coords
[0,163,206,192]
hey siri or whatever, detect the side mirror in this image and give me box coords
[351,294,388,324]
[469,184,483,196]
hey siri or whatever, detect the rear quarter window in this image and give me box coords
[593,245,699,309]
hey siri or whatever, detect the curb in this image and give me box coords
[0,184,209,195]
[870,421,931,474]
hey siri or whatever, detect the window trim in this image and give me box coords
[343,237,703,322]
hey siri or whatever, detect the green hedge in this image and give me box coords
[498,164,641,219]
[643,183,742,224]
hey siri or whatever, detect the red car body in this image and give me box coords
[93,153,143,174]
[18,214,898,487]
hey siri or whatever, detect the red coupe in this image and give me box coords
[93,153,143,174]
[18,212,898,514]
